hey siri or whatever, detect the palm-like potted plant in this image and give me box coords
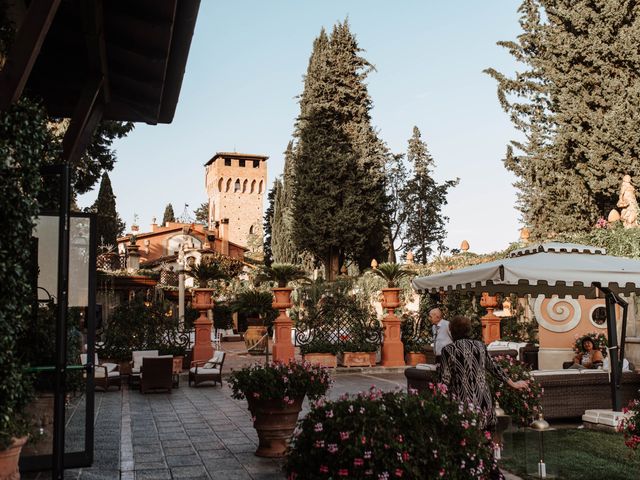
[256,263,308,362]
[232,289,278,355]
[370,262,413,367]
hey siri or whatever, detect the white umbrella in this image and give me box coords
[411,242,639,410]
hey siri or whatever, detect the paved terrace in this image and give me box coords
[23,342,521,479]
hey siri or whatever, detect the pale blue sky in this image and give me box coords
[79,1,525,254]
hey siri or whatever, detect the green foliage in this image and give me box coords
[256,262,308,288]
[486,1,640,237]
[384,152,409,262]
[162,203,175,225]
[401,311,433,354]
[263,181,276,267]
[228,360,332,402]
[0,98,51,448]
[97,296,187,361]
[488,355,543,427]
[291,20,389,276]
[300,339,340,355]
[285,388,495,479]
[88,172,125,246]
[370,262,413,288]
[193,201,209,225]
[558,221,640,259]
[401,127,458,263]
[185,256,230,288]
[231,289,278,325]
[213,302,233,330]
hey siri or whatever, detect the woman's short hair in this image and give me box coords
[449,316,472,341]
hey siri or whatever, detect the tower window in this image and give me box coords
[250,180,256,193]
[249,225,254,234]
[258,180,263,194]
[239,159,246,167]
[224,159,231,166]
[234,179,241,192]
[253,160,260,168]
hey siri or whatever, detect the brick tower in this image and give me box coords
[204,152,268,249]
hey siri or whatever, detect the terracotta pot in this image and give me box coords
[192,288,214,310]
[341,351,375,367]
[245,326,267,355]
[272,288,293,309]
[0,436,27,480]
[302,353,337,368]
[381,288,401,309]
[404,352,427,367]
[247,397,304,457]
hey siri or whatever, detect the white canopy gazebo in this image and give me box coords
[411,242,640,410]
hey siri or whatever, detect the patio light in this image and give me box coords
[530,413,550,478]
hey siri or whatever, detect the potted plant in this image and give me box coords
[401,312,432,366]
[371,262,413,367]
[285,387,496,478]
[618,398,640,451]
[300,338,340,368]
[341,338,378,367]
[228,360,331,457]
[232,289,278,355]
[186,256,230,362]
[256,263,308,362]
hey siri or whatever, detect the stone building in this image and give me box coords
[204,152,268,250]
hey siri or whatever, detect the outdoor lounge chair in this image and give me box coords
[130,350,159,386]
[189,350,225,387]
[140,356,173,394]
[80,353,121,391]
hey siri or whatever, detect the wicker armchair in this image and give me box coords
[140,356,173,394]
[189,351,225,387]
[80,353,121,391]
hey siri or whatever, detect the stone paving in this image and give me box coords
[21,356,522,479]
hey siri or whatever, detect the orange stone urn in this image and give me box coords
[380,288,405,367]
[480,292,501,344]
[192,288,215,362]
[272,287,295,363]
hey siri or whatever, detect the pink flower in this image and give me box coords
[338,469,349,476]
[439,469,446,477]
[327,443,338,453]
[340,431,350,441]
[354,458,364,467]
[314,423,323,432]
[319,465,328,473]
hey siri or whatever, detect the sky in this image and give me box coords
[78,1,525,255]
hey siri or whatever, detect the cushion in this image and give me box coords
[203,351,224,368]
[132,350,159,370]
[415,363,437,371]
[102,362,119,373]
[190,367,220,375]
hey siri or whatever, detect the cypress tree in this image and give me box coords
[91,172,125,246]
[401,127,458,264]
[271,142,300,264]
[263,182,276,267]
[162,203,175,225]
[291,20,388,278]
[486,0,640,237]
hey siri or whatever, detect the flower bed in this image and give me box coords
[488,355,543,427]
[285,386,496,479]
[618,398,640,451]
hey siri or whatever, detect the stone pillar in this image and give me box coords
[271,288,295,363]
[481,293,501,344]
[380,288,405,367]
[192,288,214,362]
[126,244,140,272]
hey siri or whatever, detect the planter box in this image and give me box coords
[405,352,427,366]
[341,351,376,367]
[303,353,338,368]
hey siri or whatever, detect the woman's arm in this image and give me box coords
[438,347,452,386]
[484,346,510,384]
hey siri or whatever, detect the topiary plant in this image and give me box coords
[369,262,413,288]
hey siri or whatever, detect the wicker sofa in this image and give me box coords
[404,367,640,419]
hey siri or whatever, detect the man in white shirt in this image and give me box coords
[429,307,452,363]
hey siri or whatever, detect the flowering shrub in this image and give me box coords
[573,331,608,358]
[228,360,331,403]
[618,398,640,451]
[488,355,543,427]
[285,386,496,479]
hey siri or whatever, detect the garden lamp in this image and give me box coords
[530,413,550,478]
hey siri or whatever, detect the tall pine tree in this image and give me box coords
[90,172,125,246]
[486,0,640,237]
[291,20,388,278]
[162,203,175,225]
[402,127,458,264]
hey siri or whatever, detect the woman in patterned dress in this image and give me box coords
[438,316,528,430]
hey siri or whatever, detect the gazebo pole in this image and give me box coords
[598,286,627,411]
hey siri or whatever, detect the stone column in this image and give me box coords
[481,293,501,344]
[126,244,140,272]
[271,288,295,363]
[192,288,214,362]
[381,288,405,367]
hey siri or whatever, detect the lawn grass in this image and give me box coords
[500,428,639,479]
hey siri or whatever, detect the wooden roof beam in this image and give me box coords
[81,0,111,104]
[0,0,61,111]
[63,76,104,165]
